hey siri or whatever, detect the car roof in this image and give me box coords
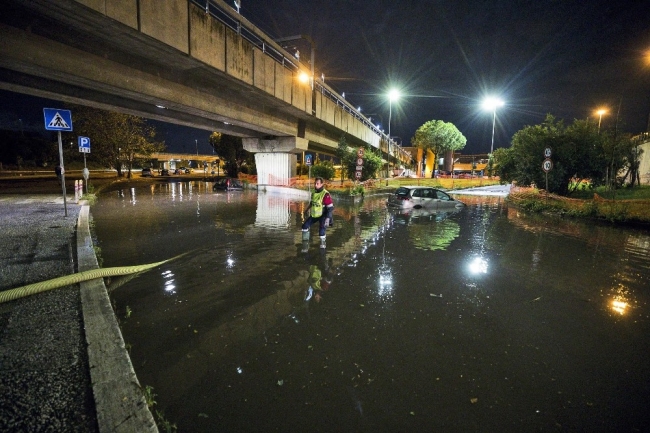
[398,186,438,189]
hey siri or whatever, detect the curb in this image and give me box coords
[76,205,158,432]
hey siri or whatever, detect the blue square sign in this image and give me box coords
[79,136,90,153]
[43,108,73,131]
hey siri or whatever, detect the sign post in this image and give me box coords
[79,136,90,194]
[542,147,552,201]
[356,147,364,183]
[305,154,313,193]
[44,108,73,216]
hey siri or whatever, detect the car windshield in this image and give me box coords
[395,187,411,197]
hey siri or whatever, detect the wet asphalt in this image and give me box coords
[0,195,98,431]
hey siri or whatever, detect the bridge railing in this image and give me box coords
[191,0,411,164]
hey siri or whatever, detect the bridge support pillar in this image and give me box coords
[243,137,308,186]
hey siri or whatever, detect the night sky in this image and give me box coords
[243,0,650,153]
[2,0,649,155]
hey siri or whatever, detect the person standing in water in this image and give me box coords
[302,177,334,248]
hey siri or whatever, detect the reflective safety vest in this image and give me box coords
[308,265,322,290]
[310,188,329,218]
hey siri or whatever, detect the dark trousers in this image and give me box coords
[302,215,327,237]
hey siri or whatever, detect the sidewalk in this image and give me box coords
[0,195,156,432]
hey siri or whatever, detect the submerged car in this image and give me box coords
[387,186,465,210]
[161,168,170,176]
[389,206,463,225]
[141,167,152,177]
[213,177,244,191]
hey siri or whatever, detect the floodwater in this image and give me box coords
[91,181,650,432]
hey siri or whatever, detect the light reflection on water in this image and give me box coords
[92,182,650,432]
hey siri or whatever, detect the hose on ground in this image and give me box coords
[0,255,182,304]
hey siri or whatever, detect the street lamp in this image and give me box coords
[596,108,607,133]
[482,97,504,154]
[387,89,400,138]
[195,139,198,156]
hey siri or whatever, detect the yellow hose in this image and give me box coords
[0,255,181,304]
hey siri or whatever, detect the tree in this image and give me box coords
[495,115,610,195]
[336,143,383,182]
[623,144,643,187]
[71,106,164,177]
[311,160,335,180]
[335,135,348,184]
[410,120,467,168]
[209,132,253,177]
[602,132,635,189]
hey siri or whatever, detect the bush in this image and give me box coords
[348,185,365,196]
[311,161,335,180]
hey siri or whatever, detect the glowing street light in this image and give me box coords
[387,89,400,138]
[596,108,607,133]
[298,71,310,84]
[482,97,504,154]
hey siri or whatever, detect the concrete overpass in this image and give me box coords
[0,0,412,186]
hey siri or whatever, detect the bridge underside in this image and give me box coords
[1,0,411,186]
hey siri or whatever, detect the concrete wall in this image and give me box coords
[140,0,189,53]
[190,6,227,72]
[77,0,138,28]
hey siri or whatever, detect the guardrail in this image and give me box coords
[190,0,411,164]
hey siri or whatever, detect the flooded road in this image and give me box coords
[91,181,650,432]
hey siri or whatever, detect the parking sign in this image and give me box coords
[78,136,91,153]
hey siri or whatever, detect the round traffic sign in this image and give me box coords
[544,147,552,158]
[356,158,364,166]
[357,148,364,158]
[542,158,553,172]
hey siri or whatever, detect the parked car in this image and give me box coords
[141,167,152,177]
[386,186,465,210]
[161,168,170,176]
[213,177,244,191]
[180,167,193,174]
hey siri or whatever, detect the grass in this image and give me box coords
[385,177,502,190]
[322,177,502,194]
[571,185,650,200]
[508,186,650,224]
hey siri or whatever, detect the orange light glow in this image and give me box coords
[611,299,628,315]
[298,71,310,84]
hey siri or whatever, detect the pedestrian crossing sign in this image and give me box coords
[43,108,73,131]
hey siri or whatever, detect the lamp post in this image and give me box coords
[195,139,198,156]
[388,89,400,138]
[596,109,607,133]
[482,97,504,155]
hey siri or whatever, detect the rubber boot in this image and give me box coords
[301,240,309,253]
[319,235,326,249]
[302,229,310,241]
